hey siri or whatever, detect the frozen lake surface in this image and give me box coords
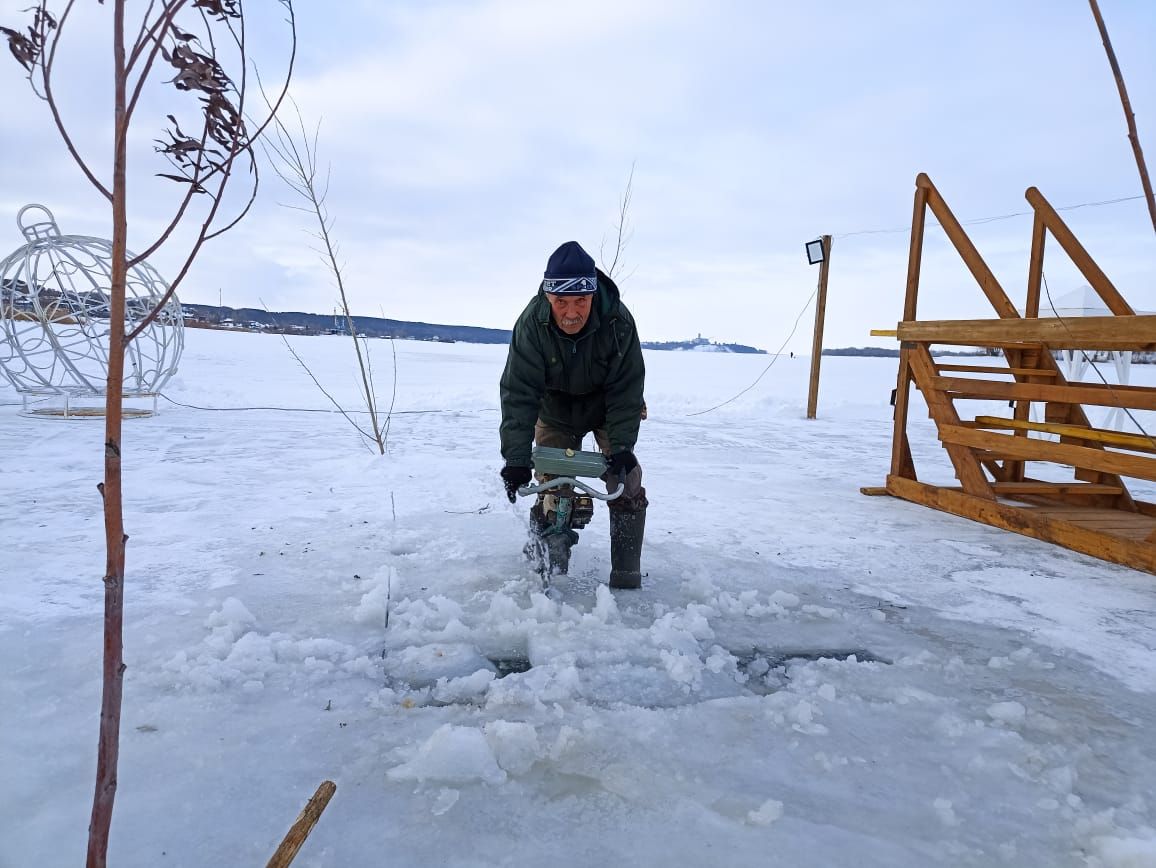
[2,329,1155,866]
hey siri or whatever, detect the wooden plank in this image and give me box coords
[936,363,1056,377]
[870,329,898,338]
[898,315,1156,349]
[1020,508,1153,524]
[988,481,1124,496]
[884,474,1156,574]
[933,376,1156,411]
[973,415,1156,454]
[909,345,994,498]
[939,425,1156,482]
[1026,187,1135,316]
[860,486,890,496]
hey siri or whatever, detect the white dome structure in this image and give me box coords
[0,204,183,415]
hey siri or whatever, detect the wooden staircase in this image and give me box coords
[867,174,1156,574]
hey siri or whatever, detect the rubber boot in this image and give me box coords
[609,508,646,589]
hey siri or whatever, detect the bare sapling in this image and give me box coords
[263,102,390,454]
[1,2,296,865]
[599,160,637,284]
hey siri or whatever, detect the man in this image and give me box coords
[499,240,648,589]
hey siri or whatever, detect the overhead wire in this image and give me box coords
[686,286,817,417]
[157,393,498,415]
[834,193,1146,238]
[687,190,1147,416]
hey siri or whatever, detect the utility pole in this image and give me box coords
[806,234,832,419]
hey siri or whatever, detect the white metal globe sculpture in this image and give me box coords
[0,205,183,415]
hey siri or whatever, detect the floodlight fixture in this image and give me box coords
[805,238,825,265]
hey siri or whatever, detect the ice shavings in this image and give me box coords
[986,701,1027,727]
[483,720,543,776]
[383,642,496,689]
[157,597,370,690]
[387,724,507,785]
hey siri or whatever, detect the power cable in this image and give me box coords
[835,194,1146,239]
[157,393,498,416]
[686,286,817,417]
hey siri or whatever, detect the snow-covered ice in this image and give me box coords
[2,329,1155,866]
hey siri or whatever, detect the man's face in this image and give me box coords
[546,292,593,335]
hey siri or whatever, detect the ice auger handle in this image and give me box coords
[517,476,624,502]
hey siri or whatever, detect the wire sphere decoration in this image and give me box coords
[0,204,184,417]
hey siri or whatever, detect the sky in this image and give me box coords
[0,0,1154,351]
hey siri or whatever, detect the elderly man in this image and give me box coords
[498,240,648,589]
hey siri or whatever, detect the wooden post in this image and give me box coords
[890,180,929,480]
[806,234,832,419]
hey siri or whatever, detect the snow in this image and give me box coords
[2,329,1156,866]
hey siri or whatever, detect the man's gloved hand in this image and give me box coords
[500,464,533,503]
[607,450,638,483]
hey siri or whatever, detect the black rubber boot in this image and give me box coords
[609,508,645,589]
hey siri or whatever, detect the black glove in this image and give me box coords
[500,464,533,503]
[607,450,638,483]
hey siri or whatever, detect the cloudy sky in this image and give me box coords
[1,0,1154,351]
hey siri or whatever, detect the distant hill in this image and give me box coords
[641,336,765,354]
[181,304,509,343]
[181,304,767,352]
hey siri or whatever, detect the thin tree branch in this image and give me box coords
[600,160,635,282]
[1088,0,1156,236]
[40,1,113,201]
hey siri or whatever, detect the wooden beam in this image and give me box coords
[860,486,890,496]
[988,481,1124,496]
[885,474,1156,574]
[897,314,1156,349]
[891,365,917,480]
[973,415,1156,453]
[932,376,1156,411]
[918,174,1020,318]
[939,424,1156,482]
[1026,187,1135,315]
[1024,209,1046,319]
[870,329,898,338]
[909,346,994,498]
[936,363,1057,377]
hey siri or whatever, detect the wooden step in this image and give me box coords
[936,363,1057,378]
[989,481,1123,496]
[973,415,1156,454]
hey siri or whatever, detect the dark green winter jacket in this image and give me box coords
[499,270,645,467]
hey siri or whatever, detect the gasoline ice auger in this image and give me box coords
[516,446,623,577]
